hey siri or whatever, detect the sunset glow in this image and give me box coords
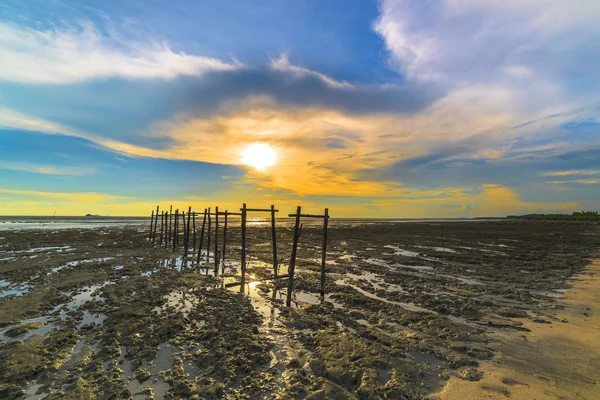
[241,143,276,171]
[0,0,598,216]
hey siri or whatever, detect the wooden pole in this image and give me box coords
[240,203,247,293]
[222,211,228,265]
[168,205,173,245]
[163,212,168,247]
[185,206,192,258]
[271,204,278,277]
[214,206,219,275]
[173,209,178,251]
[206,207,211,263]
[149,210,154,241]
[286,206,302,306]
[152,206,159,242]
[181,211,186,246]
[192,211,196,251]
[159,211,164,245]
[197,208,207,264]
[320,208,329,297]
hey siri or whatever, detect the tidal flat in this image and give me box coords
[0,220,598,399]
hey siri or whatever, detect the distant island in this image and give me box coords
[84,214,101,217]
[507,211,600,220]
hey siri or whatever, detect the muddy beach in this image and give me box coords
[0,220,598,399]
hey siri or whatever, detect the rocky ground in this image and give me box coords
[0,220,598,399]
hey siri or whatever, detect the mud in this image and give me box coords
[0,220,598,399]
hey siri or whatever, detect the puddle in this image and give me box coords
[397,264,434,272]
[17,246,73,254]
[435,273,486,286]
[183,360,200,379]
[160,257,196,271]
[340,282,435,314]
[125,343,175,400]
[530,288,566,298]
[415,245,458,254]
[294,291,343,309]
[77,311,107,329]
[0,280,30,297]
[156,290,200,317]
[383,245,420,257]
[25,381,47,399]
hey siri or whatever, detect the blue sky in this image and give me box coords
[1,0,599,216]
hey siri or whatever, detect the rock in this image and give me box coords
[460,367,484,381]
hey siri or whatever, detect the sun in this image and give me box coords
[241,142,276,171]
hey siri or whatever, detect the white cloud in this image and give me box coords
[270,54,354,89]
[373,0,600,160]
[0,162,93,176]
[0,22,239,84]
[375,0,600,87]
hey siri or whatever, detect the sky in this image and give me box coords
[1,0,600,217]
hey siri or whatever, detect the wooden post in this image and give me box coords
[192,211,197,251]
[152,206,159,242]
[240,203,247,293]
[159,211,164,245]
[214,206,219,275]
[271,204,278,277]
[185,206,192,258]
[149,210,154,241]
[168,205,173,245]
[197,208,207,264]
[163,211,168,247]
[206,207,211,263]
[320,208,329,297]
[181,211,186,246]
[173,209,178,251]
[286,206,302,306]
[222,211,228,265]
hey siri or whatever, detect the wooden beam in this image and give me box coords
[287,213,328,218]
[197,208,207,264]
[214,206,219,276]
[286,206,302,307]
[271,204,278,278]
[320,208,329,297]
[184,206,191,258]
[206,207,211,263]
[172,209,178,251]
[159,211,164,246]
[222,210,228,265]
[240,203,247,293]
[149,210,154,241]
[243,208,279,212]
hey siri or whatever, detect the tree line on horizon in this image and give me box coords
[507,211,600,220]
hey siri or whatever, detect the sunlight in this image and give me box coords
[241,142,276,171]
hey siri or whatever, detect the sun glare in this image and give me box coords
[242,142,276,171]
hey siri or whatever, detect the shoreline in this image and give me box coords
[437,255,600,399]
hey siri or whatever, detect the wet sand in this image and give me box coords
[0,221,599,398]
[438,258,600,399]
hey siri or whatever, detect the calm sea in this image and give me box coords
[0,216,480,231]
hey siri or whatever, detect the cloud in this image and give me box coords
[375,0,600,86]
[271,54,354,89]
[0,162,94,176]
[0,187,124,203]
[0,22,239,84]
[543,170,600,177]
[547,180,598,185]
[374,0,600,131]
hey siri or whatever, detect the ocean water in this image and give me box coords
[0,216,148,231]
[0,215,479,231]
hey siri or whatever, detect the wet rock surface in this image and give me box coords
[0,220,598,398]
